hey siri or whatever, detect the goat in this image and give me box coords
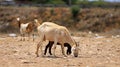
[35,22,79,57]
[44,41,71,55]
[34,19,72,56]
[17,18,35,41]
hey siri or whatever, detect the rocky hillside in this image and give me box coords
[0,6,120,33]
[77,8,120,32]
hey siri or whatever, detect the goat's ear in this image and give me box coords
[73,39,79,47]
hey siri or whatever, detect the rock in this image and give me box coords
[46,58,51,61]
[86,65,89,67]
[116,35,120,38]
[88,31,92,34]
[95,34,99,37]
[8,33,17,37]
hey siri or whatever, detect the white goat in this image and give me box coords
[35,21,79,57]
[17,18,35,41]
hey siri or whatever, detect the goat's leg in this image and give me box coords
[23,34,25,41]
[44,41,53,55]
[40,42,44,57]
[35,42,44,57]
[49,42,53,55]
[36,35,44,57]
[27,33,30,41]
[44,42,50,55]
[35,42,41,57]
[27,33,29,41]
[20,34,22,41]
[67,49,69,55]
[32,33,35,41]
[20,34,23,41]
[61,43,67,57]
[53,39,57,57]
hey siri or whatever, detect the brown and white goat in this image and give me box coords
[35,22,79,57]
[17,18,35,41]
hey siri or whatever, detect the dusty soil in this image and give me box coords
[0,33,120,67]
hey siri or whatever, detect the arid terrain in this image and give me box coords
[0,6,120,67]
[0,33,120,67]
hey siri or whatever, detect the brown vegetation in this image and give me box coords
[0,6,120,33]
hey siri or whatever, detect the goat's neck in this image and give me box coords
[18,21,21,28]
[69,38,77,48]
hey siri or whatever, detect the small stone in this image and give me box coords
[8,33,17,37]
[47,58,51,61]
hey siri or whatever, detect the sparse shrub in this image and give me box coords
[71,5,81,24]
[50,8,54,15]
[47,0,65,4]
[92,1,108,7]
[71,5,80,18]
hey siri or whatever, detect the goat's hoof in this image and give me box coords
[53,55,57,57]
[35,53,39,57]
[50,53,52,55]
[44,53,46,55]
[36,55,39,57]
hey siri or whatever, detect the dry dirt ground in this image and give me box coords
[0,33,120,67]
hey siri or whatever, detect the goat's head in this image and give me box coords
[17,17,20,21]
[73,41,79,57]
[16,17,21,28]
[16,16,27,22]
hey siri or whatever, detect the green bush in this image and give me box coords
[76,0,89,5]
[47,0,65,4]
[91,1,108,6]
[71,5,80,18]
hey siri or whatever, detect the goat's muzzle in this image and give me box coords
[73,47,79,57]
